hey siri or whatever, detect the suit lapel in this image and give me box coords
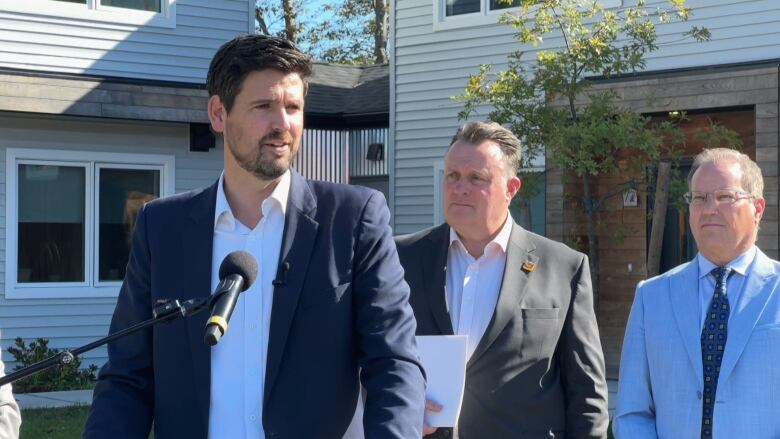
[264,171,319,405]
[181,182,218,422]
[670,261,703,381]
[719,249,775,385]
[423,224,454,335]
[469,222,535,366]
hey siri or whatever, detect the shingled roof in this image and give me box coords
[305,62,388,127]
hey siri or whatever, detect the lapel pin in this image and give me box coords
[522,261,537,273]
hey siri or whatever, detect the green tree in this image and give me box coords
[255,0,389,65]
[457,0,733,309]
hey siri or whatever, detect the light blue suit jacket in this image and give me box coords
[614,248,780,438]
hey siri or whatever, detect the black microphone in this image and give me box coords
[272,262,290,286]
[204,251,258,347]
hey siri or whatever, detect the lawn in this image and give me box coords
[17,406,614,438]
[20,406,89,439]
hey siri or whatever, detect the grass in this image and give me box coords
[17,406,612,438]
[20,406,90,439]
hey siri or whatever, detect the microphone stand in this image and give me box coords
[0,297,211,387]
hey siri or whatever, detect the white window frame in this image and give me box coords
[5,148,175,299]
[0,0,176,28]
[433,0,622,32]
[433,160,445,226]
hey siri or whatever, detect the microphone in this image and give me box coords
[204,251,258,346]
[272,262,290,286]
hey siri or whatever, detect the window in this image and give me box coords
[445,0,519,17]
[6,149,174,299]
[100,0,161,12]
[434,0,521,30]
[0,0,175,28]
[434,0,621,31]
[433,161,445,226]
[509,171,546,236]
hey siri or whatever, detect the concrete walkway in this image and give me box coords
[15,389,93,410]
[14,380,618,415]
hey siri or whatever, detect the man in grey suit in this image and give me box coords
[614,148,780,438]
[396,121,609,439]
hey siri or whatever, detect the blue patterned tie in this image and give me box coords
[700,267,731,438]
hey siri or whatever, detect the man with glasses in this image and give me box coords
[614,148,780,438]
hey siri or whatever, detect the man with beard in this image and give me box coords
[84,35,425,439]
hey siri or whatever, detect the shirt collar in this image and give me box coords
[697,245,757,279]
[449,213,513,255]
[213,169,291,230]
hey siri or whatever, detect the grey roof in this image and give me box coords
[306,63,388,116]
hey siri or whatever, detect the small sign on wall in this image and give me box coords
[623,188,638,207]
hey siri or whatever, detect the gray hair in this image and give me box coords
[687,148,764,198]
[450,121,521,178]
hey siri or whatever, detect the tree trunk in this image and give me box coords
[373,0,388,64]
[255,5,270,35]
[647,161,672,277]
[282,0,298,43]
[582,173,600,314]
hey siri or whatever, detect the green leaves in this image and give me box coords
[255,0,386,65]
[7,337,98,393]
[455,0,735,301]
[684,26,712,42]
[457,0,714,179]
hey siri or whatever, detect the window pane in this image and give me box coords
[510,172,545,236]
[490,0,520,10]
[100,0,160,12]
[98,168,160,282]
[446,0,480,16]
[18,165,85,283]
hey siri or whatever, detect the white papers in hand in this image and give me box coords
[415,335,467,428]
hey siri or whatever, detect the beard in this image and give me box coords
[227,130,297,181]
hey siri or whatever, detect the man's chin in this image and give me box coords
[241,159,290,181]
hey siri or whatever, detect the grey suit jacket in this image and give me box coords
[396,222,608,439]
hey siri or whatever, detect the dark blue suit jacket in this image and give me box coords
[84,170,425,438]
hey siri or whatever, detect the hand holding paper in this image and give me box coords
[415,335,467,428]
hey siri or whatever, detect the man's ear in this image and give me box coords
[207,95,227,134]
[754,196,766,222]
[507,176,522,200]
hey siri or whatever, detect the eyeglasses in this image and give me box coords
[683,190,755,206]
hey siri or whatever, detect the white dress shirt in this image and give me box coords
[696,246,756,330]
[446,216,513,360]
[208,171,289,439]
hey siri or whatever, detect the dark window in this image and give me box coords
[489,0,520,11]
[98,168,160,282]
[446,0,480,16]
[101,0,160,12]
[17,165,86,283]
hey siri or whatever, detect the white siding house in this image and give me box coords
[391,0,780,374]
[0,0,254,370]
